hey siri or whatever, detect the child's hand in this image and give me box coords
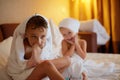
[66,39,74,44]
[66,35,79,45]
[27,44,43,68]
[65,37,75,45]
[32,43,42,62]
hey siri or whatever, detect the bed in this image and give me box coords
[0,23,120,80]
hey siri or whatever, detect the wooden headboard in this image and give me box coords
[0,23,19,42]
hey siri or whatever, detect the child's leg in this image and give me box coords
[50,56,71,79]
[26,60,64,80]
[82,72,88,80]
[50,56,71,73]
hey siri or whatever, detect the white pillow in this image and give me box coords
[0,37,13,68]
[80,19,110,45]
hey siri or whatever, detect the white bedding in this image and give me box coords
[86,53,120,80]
[0,37,120,80]
[80,19,110,45]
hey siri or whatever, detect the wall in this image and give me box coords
[0,0,70,25]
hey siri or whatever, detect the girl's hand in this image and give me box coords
[66,35,79,45]
[66,39,74,44]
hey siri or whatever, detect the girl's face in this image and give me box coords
[60,27,75,41]
[25,26,47,48]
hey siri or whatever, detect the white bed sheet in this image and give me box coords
[86,53,120,80]
[0,51,120,80]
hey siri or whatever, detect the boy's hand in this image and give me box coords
[27,44,43,68]
[32,43,42,62]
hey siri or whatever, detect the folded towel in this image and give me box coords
[59,18,80,34]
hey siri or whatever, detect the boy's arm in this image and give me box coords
[62,40,75,57]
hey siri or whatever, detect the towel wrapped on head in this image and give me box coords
[59,18,80,34]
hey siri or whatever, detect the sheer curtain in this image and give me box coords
[70,0,120,53]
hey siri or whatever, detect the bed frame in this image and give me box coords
[0,23,97,52]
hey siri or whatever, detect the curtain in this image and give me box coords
[70,0,120,53]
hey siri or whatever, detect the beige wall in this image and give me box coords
[0,0,70,25]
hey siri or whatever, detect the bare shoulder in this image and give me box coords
[79,39,87,44]
[79,39,87,45]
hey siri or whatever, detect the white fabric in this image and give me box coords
[49,19,63,58]
[62,53,85,80]
[69,54,84,79]
[0,37,12,57]
[59,18,80,34]
[0,37,13,80]
[7,14,52,80]
[79,19,110,45]
[84,60,115,77]
[0,37,13,68]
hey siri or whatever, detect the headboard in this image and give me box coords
[0,23,97,52]
[0,23,19,42]
[78,32,97,52]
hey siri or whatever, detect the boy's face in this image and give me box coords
[25,26,47,48]
[60,27,75,41]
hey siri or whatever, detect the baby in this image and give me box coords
[59,18,87,80]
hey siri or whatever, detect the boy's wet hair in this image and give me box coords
[26,16,48,29]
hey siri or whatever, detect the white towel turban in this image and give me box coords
[59,18,80,34]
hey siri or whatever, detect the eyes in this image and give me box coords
[31,35,46,40]
[63,31,72,37]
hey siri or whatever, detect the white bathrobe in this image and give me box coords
[7,14,53,80]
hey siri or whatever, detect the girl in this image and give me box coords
[59,18,87,80]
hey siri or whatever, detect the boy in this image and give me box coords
[7,15,70,80]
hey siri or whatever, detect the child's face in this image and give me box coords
[60,27,75,41]
[25,27,47,48]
